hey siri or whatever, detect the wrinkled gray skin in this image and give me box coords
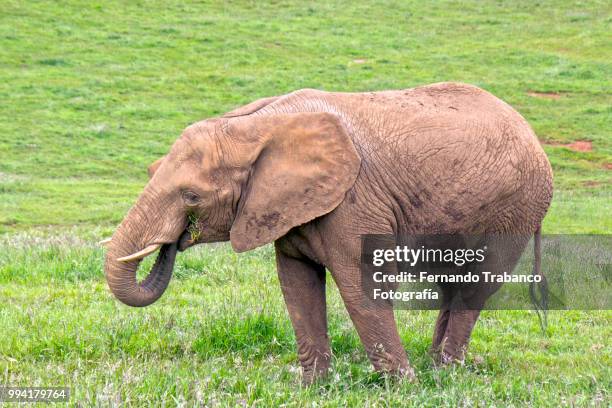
[104,83,553,384]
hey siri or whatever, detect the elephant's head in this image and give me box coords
[103,112,361,307]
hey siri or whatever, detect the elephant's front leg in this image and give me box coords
[331,264,416,380]
[275,244,331,385]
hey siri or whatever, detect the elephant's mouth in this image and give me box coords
[178,228,196,252]
[109,225,194,264]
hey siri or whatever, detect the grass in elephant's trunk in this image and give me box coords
[188,213,201,243]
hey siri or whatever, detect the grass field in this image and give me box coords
[1,0,610,405]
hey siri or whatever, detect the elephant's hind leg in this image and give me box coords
[432,308,451,352]
[433,234,531,364]
[431,289,480,363]
[431,285,456,353]
[437,309,481,364]
[431,284,480,363]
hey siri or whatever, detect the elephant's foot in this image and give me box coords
[298,342,331,386]
[301,360,330,386]
[368,343,417,382]
[430,339,468,366]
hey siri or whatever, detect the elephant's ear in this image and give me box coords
[228,112,361,252]
[222,96,280,118]
[147,155,166,179]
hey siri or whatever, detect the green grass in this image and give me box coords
[0,0,610,405]
[1,233,610,406]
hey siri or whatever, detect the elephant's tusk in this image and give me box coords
[98,237,112,246]
[117,244,162,262]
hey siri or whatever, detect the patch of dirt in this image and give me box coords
[564,140,593,152]
[545,140,593,152]
[604,163,612,170]
[582,180,601,187]
[527,91,563,99]
[352,59,367,64]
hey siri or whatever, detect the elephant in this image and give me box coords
[101,82,553,384]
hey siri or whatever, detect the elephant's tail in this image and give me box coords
[529,226,548,333]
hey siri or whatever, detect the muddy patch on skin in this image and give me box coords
[527,91,564,99]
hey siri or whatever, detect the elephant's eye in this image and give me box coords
[182,190,200,206]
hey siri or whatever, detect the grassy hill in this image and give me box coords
[0,0,610,405]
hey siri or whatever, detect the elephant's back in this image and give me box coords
[329,83,553,234]
[262,84,553,233]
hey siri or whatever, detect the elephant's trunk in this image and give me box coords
[104,241,178,307]
[104,187,185,307]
